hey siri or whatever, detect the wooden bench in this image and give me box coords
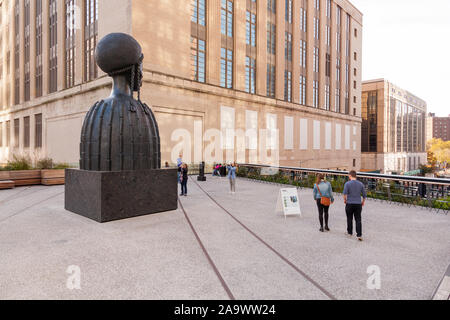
[0,180,15,190]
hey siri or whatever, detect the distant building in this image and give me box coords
[361,79,427,174]
[431,114,450,142]
[426,113,435,144]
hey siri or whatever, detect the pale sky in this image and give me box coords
[351,0,450,116]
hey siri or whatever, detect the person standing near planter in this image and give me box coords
[343,170,367,241]
[313,174,334,232]
[179,163,189,197]
[227,163,237,194]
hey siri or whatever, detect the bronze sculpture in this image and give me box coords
[80,33,161,171]
[65,33,177,223]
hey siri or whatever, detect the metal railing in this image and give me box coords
[237,163,450,213]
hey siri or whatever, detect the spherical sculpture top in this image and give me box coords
[95,33,142,76]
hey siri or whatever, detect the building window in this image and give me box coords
[325,85,330,110]
[14,0,20,104]
[354,28,358,37]
[191,0,206,26]
[335,89,340,112]
[0,123,2,147]
[24,116,30,148]
[220,48,233,89]
[337,6,341,26]
[14,119,19,148]
[6,121,11,147]
[284,71,292,102]
[314,0,320,10]
[345,63,349,85]
[299,76,306,106]
[285,32,292,61]
[336,32,341,53]
[24,0,31,101]
[65,0,76,88]
[267,22,276,55]
[35,114,43,149]
[36,0,43,97]
[300,7,307,32]
[353,81,357,89]
[268,0,276,13]
[221,0,233,37]
[345,91,349,115]
[336,58,341,82]
[246,11,256,47]
[354,52,357,61]
[190,37,206,83]
[326,54,331,77]
[313,47,319,73]
[326,26,330,46]
[314,17,320,39]
[285,0,292,24]
[49,0,58,93]
[326,0,331,18]
[267,64,275,98]
[245,56,256,94]
[313,81,319,108]
[85,0,98,82]
[300,40,306,69]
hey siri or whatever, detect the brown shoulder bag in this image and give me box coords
[316,184,332,207]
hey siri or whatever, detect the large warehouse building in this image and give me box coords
[0,0,363,170]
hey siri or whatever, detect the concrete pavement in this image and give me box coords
[0,176,449,300]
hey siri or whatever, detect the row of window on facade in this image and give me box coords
[220,106,358,152]
[0,114,42,149]
[190,0,358,114]
[2,0,98,107]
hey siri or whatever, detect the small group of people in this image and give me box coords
[211,162,238,193]
[176,154,238,196]
[212,164,225,177]
[313,170,367,241]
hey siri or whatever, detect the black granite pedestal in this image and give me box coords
[65,168,178,223]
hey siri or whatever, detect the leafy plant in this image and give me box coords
[53,163,71,170]
[36,158,54,170]
[5,155,33,171]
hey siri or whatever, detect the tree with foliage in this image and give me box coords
[427,138,450,168]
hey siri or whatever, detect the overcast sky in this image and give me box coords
[351,0,450,116]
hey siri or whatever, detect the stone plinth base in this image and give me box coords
[65,168,178,223]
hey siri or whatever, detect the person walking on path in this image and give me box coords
[313,174,335,232]
[343,170,367,241]
[179,163,189,196]
[227,162,237,193]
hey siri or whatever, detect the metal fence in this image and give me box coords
[237,163,450,213]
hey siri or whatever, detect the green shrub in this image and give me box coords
[36,158,54,170]
[5,155,33,171]
[53,163,71,170]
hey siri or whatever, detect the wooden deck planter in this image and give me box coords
[9,170,42,187]
[0,171,11,181]
[41,169,66,186]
